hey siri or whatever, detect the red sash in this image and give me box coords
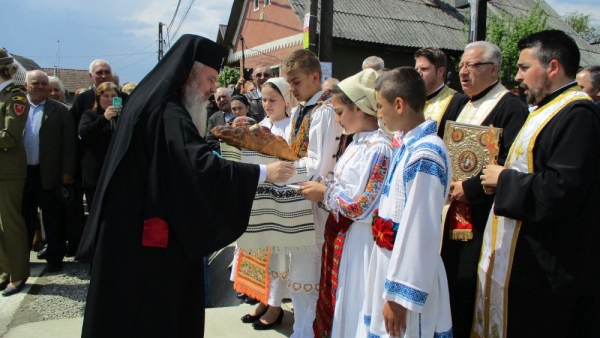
[313,213,353,338]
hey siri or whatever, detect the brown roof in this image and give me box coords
[42,68,91,93]
[8,54,42,86]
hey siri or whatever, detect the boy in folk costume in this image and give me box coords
[284,49,343,337]
[363,67,453,337]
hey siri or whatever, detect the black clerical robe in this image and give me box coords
[427,87,468,139]
[440,87,528,338]
[494,91,600,337]
[79,100,259,338]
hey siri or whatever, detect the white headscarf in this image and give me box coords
[338,69,378,116]
[264,77,298,109]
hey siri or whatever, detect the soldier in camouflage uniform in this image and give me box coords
[0,48,30,296]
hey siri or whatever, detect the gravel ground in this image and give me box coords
[9,258,90,328]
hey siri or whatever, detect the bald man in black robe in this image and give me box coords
[76,35,295,338]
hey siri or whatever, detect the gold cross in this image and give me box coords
[514,142,524,158]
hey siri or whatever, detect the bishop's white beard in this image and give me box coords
[182,83,209,137]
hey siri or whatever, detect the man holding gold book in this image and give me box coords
[439,41,528,338]
[478,30,600,338]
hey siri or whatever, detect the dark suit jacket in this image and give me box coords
[39,98,77,190]
[79,108,114,188]
[70,87,128,177]
[205,111,227,152]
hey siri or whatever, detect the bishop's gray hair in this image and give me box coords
[464,41,502,70]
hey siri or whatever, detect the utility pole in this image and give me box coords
[455,0,488,42]
[158,22,165,61]
[307,0,319,54]
[319,0,333,62]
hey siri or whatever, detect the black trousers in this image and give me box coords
[84,186,96,211]
[64,179,86,253]
[22,165,65,264]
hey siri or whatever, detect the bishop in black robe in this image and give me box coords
[76,35,293,338]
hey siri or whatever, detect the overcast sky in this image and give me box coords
[3,0,598,84]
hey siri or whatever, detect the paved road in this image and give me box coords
[0,247,293,338]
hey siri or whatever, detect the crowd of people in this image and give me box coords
[0,54,136,296]
[0,28,599,338]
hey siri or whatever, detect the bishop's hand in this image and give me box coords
[265,161,296,183]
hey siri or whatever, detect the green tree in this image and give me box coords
[563,12,600,45]
[218,66,240,87]
[486,2,549,83]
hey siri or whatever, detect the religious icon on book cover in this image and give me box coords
[443,122,502,181]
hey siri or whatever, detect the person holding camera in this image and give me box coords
[78,82,121,207]
[234,64,271,122]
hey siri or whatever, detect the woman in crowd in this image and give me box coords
[78,82,121,207]
[300,69,393,338]
[239,77,296,330]
[230,94,252,120]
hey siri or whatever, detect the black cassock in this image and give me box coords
[428,85,469,139]
[495,85,600,337]
[76,35,259,338]
[440,83,529,338]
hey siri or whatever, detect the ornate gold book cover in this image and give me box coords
[443,121,502,181]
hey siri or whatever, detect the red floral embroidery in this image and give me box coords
[372,210,396,250]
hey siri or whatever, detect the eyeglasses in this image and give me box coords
[456,62,494,72]
[254,72,271,78]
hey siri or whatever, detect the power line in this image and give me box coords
[121,52,156,69]
[169,0,196,44]
[112,41,157,64]
[167,0,183,36]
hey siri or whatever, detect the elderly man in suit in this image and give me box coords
[205,87,235,153]
[22,70,76,273]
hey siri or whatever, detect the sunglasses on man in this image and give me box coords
[254,72,271,78]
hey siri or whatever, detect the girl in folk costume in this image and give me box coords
[239,77,297,330]
[258,77,296,141]
[300,69,393,338]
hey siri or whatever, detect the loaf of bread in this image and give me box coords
[210,124,299,161]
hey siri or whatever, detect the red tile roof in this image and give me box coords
[42,68,91,93]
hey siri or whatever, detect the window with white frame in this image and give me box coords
[265,0,271,6]
[253,0,259,11]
